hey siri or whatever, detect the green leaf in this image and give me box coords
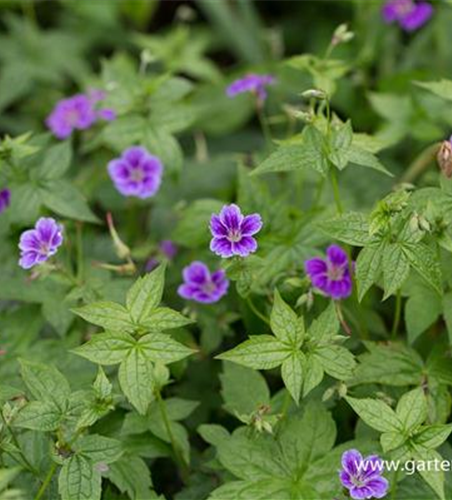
[107,454,154,500]
[252,126,329,177]
[58,455,101,500]
[139,333,195,364]
[382,243,410,299]
[307,302,340,342]
[39,141,72,180]
[356,242,385,301]
[281,352,305,404]
[13,401,62,431]
[171,199,225,248]
[314,345,356,380]
[143,127,183,174]
[270,290,304,347]
[118,347,155,414]
[72,302,134,332]
[413,424,452,450]
[347,145,393,176]
[320,212,371,246]
[41,180,99,223]
[220,362,270,416]
[349,342,424,387]
[302,354,324,397]
[126,265,166,324]
[406,287,442,344]
[19,359,70,409]
[346,396,402,433]
[401,243,442,295]
[74,435,123,464]
[396,388,427,431]
[217,335,291,370]
[93,367,112,399]
[412,448,445,500]
[415,79,452,101]
[443,292,452,346]
[140,307,193,332]
[72,331,136,365]
[328,120,353,170]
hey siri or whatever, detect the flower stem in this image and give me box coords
[330,168,343,215]
[34,462,57,500]
[256,103,272,147]
[247,296,270,325]
[156,389,189,483]
[391,290,402,339]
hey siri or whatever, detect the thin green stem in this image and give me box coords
[313,177,326,209]
[34,462,57,500]
[156,390,189,483]
[330,168,343,214]
[76,222,84,282]
[256,104,272,147]
[391,289,402,339]
[247,296,270,325]
[390,469,399,500]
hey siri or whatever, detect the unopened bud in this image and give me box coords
[301,89,327,100]
[332,24,354,46]
[106,213,131,260]
[437,140,452,178]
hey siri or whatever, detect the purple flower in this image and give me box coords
[305,245,353,300]
[210,204,263,258]
[107,146,163,199]
[226,74,275,102]
[178,261,229,304]
[382,0,433,31]
[0,189,11,214]
[18,217,64,270]
[160,240,178,260]
[46,91,115,140]
[339,450,389,500]
[145,240,178,272]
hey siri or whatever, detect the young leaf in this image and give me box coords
[118,347,155,415]
[126,265,166,323]
[281,352,305,404]
[319,212,371,246]
[396,387,427,432]
[139,333,195,364]
[72,302,134,332]
[314,345,356,380]
[382,243,410,299]
[355,242,385,301]
[140,307,193,332]
[346,396,402,433]
[270,290,304,347]
[72,331,136,365]
[217,335,291,370]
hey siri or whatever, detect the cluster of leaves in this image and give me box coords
[3,2,452,500]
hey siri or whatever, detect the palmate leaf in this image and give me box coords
[72,331,136,365]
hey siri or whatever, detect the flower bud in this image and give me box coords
[106,212,131,260]
[437,140,452,178]
[331,23,354,46]
[301,89,327,100]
